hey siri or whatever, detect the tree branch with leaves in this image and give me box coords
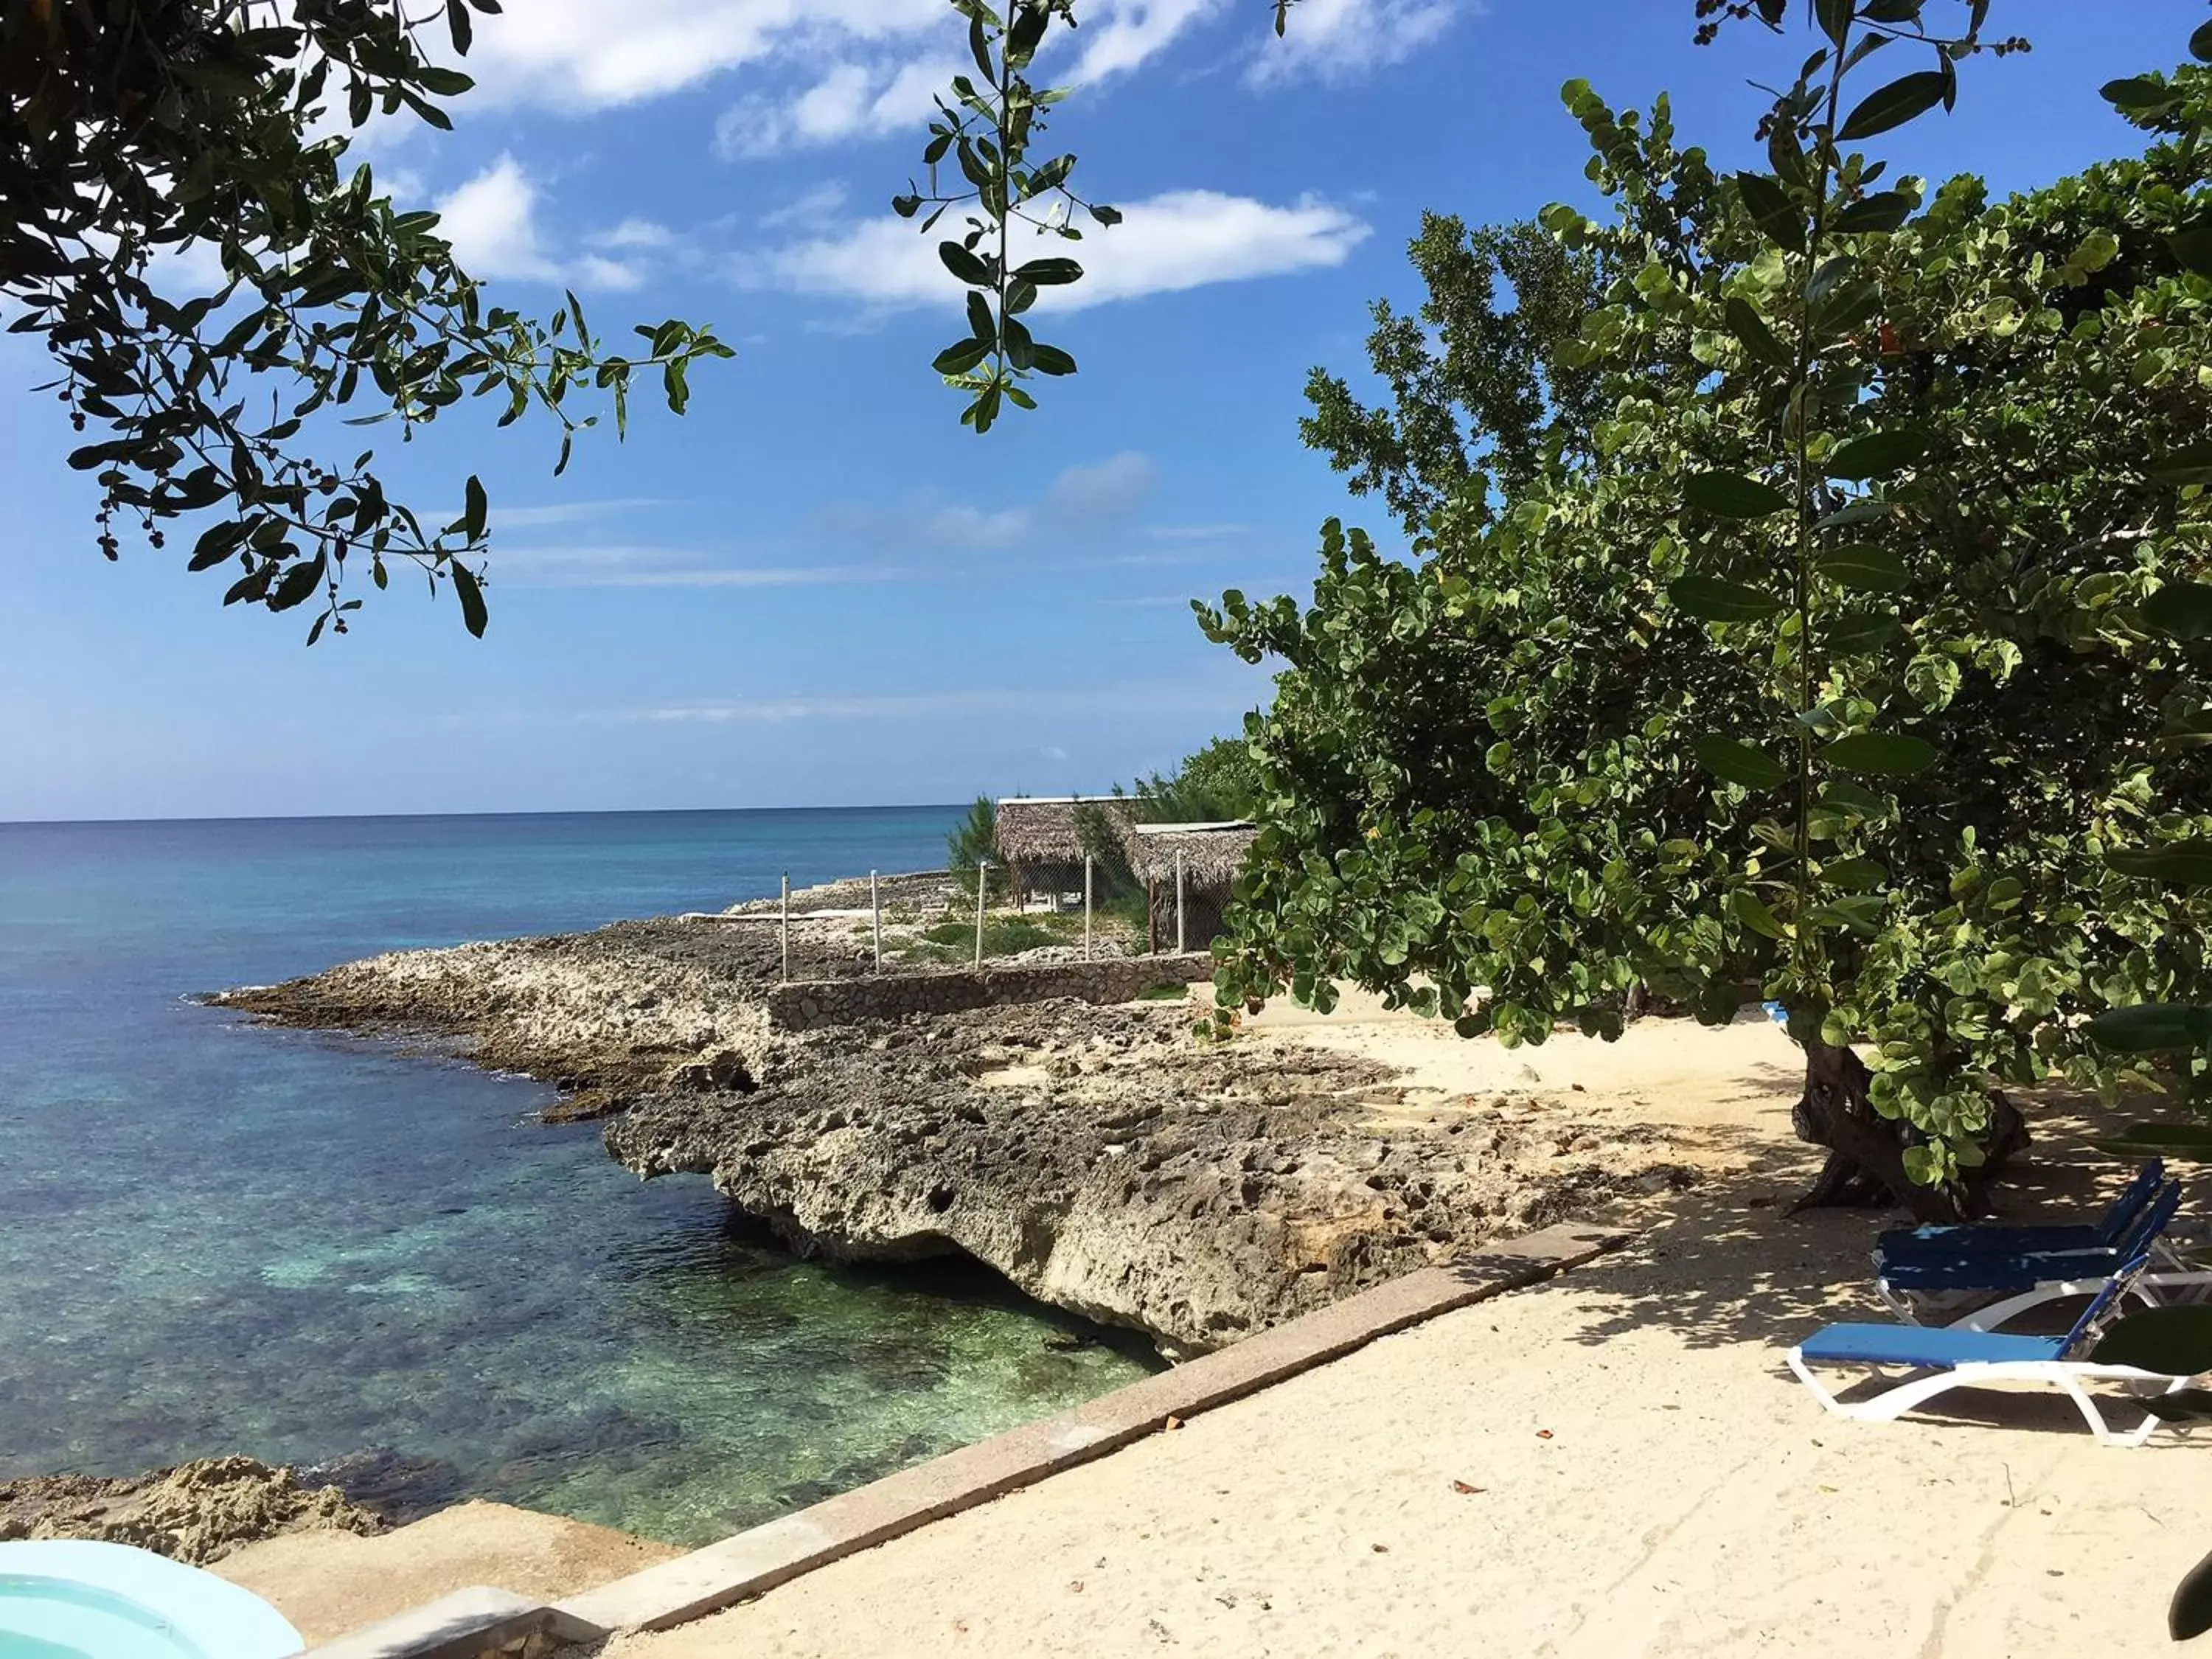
[3,0,733,641]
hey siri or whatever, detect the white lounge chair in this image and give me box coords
[1786,1252,2206,1447]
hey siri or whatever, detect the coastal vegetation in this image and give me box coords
[4,0,732,641]
[1203,5,2212,1222]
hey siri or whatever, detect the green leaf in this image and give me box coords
[414,66,475,97]
[1823,731,1937,776]
[2143,580,2212,641]
[1012,258,1083,285]
[268,556,324,613]
[1670,574,1784,622]
[2172,1547,2212,1642]
[939,242,993,287]
[2107,843,2212,886]
[2149,445,2212,487]
[1733,172,1803,249]
[1806,894,1885,937]
[1820,780,1891,818]
[2193,18,2212,63]
[1685,472,1791,518]
[1815,498,1892,531]
[2101,76,2180,116]
[1731,888,1787,939]
[1826,428,1928,480]
[462,475,487,542]
[1029,343,1078,376]
[451,561,488,639]
[187,521,247,572]
[2089,1306,2212,1374]
[2090,1122,2212,1161]
[1821,856,1890,891]
[2143,1388,2212,1422]
[1813,0,1850,44]
[1692,735,1790,790]
[1832,190,1916,234]
[2083,1003,2212,1054]
[1724,296,1791,366]
[1818,544,1908,593]
[1837,71,1948,141]
[933,337,994,375]
[2171,225,2212,278]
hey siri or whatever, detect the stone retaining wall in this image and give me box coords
[765,953,1215,1032]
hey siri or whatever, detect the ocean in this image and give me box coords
[0,809,1156,1545]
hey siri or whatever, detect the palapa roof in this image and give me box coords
[1120,821,1259,887]
[992,795,1135,866]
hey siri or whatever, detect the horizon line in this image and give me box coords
[0,802,975,830]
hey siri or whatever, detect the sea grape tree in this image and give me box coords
[1202,1,2212,1218]
[3,0,733,640]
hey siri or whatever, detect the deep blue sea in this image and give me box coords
[0,810,1154,1545]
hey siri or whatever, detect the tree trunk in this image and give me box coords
[1787,1040,2029,1222]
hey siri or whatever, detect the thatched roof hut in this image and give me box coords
[993,796,1136,897]
[1119,821,1259,886]
[1121,821,1259,950]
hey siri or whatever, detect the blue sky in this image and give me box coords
[2,0,2202,821]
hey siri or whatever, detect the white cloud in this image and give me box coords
[1068,0,1224,81]
[820,452,1157,552]
[437,155,559,279]
[594,218,681,251]
[1247,0,1460,86]
[759,183,852,229]
[461,0,944,108]
[463,0,1222,115]
[714,56,958,158]
[746,189,1367,313]
[435,156,644,291]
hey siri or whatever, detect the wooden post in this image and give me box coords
[871,869,882,970]
[779,872,790,982]
[974,862,989,968]
[1175,849,1186,953]
[1083,854,1094,961]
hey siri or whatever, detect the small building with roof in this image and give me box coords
[992,795,1136,906]
[1121,820,1260,951]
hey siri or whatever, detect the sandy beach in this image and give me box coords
[565,1006,2207,1659]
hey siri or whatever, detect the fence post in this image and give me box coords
[1175,849,1186,953]
[871,869,882,970]
[780,872,790,983]
[974,862,989,968]
[1083,855,1094,962]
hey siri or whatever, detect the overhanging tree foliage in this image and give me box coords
[1299,215,1605,538]
[3,0,731,640]
[1202,1,2212,1220]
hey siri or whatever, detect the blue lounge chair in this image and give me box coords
[1787,1250,2205,1446]
[1874,1181,2187,1321]
[1874,1160,2165,1260]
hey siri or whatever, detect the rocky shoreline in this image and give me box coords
[212,908,1695,1358]
[0,1458,382,1564]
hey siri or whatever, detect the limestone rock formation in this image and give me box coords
[215,916,1691,1357]
[0,1457,382,1564]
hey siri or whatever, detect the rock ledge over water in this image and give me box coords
[216,917,1690,1357]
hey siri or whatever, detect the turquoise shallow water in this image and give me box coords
[0,810,1158,1545]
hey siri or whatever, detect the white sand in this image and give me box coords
[594,1009,2207,1659]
